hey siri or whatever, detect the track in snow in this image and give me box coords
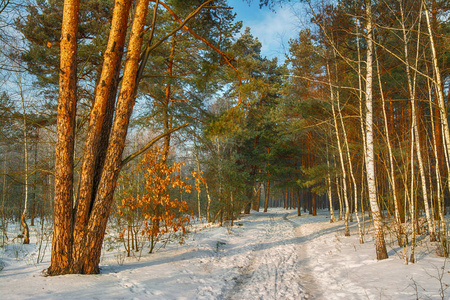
[215,212,317,300]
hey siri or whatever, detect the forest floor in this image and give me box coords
[1,208,449,299]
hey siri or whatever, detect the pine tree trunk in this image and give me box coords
[312,193,317,216]
[162,35,176,159]
[48,0,80,275]
[49,0,151,275]
[264,180,270,213]
[71,0,150,274]
[253,182,261,212]
[73,0,132,245]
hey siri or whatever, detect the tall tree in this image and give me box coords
[48,0,219,275]
[364,0,388,260]
[48,0,80,275]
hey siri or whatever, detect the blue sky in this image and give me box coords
[229,0,309,62]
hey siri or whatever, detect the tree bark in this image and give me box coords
[48,0,80,275]
[399,2,436,242]
[327,62,350,236]
[252,182,261,212]
[376,52,403,246]
[18,68,30,245]
[365,0,388,260]
[427,74,448,256]
[71,0,150,274]
[73,0,132,245]
[264,180,270,212]
[424,0,450,226]
[162,35,176,159]
[205,179,212,222]
[326,143,335,222]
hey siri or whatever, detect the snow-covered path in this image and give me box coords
[1,208,449,299]
[196,211,311,299]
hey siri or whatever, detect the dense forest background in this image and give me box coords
[0,0,449,274]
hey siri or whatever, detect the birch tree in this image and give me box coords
[423,0,450,195]
[399,0,436,242]
[364,0,388,260]
[18,69,30,245]
[327,61,350,236]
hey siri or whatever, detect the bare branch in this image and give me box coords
[121,122,190,166]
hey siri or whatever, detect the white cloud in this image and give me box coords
[238,2,310,61]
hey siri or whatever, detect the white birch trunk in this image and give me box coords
[355,1,368,239]
[334,158,344,221]
[18,69,30,245]
[1,150,7,244]
[365,0,387,260]
[427,72,448,256]
[400,3,436,241]
[205,180,212,223]
[424,0,450,191]
[409,124,416,263]
[327,62,350,236]
[335,72,363,243]
[375,52,403,246]
[326,143,336,222]
[194,149,203,224]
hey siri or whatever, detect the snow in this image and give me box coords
[1,208,449,299]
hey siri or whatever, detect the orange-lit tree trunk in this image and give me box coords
[71,0,150,274]
[48,0,217,275]
[264,180,270,212]
[253,182,261,212]
[48,0,80,275]
[48,0,149,275]
[264,147,271,213]
[72,0,132,262]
